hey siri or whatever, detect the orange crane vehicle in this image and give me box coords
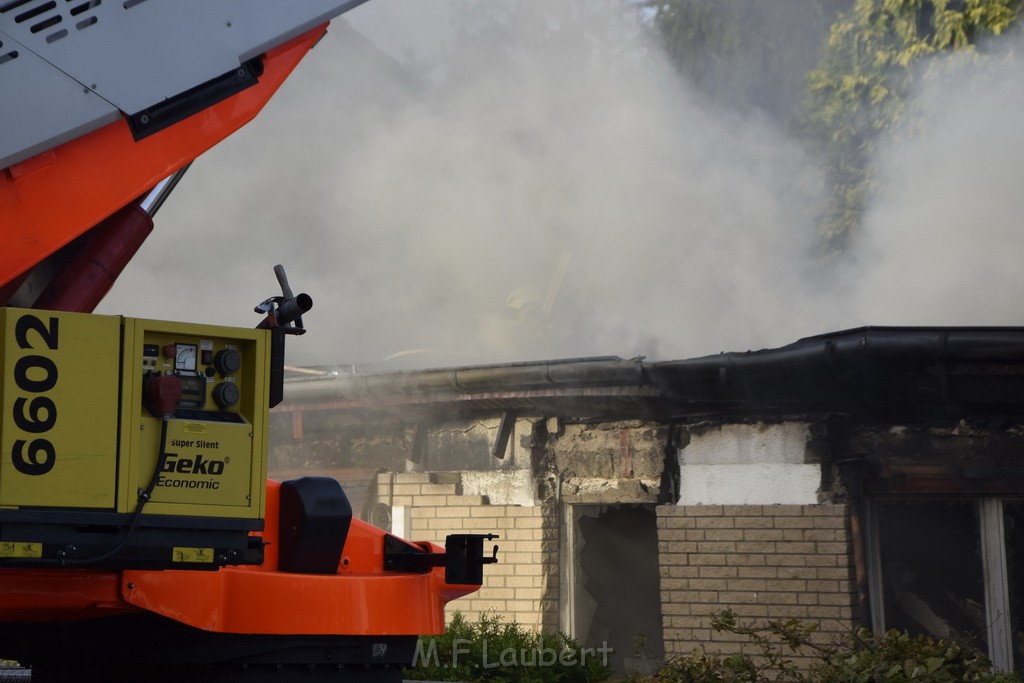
[0,2,497,681]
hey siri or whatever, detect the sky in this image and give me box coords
[98,1,1024,369]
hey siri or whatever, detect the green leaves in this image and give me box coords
[644,615,1019,683]
[810,628,1017,682]
[799,0,1022,250]
[652,0,1022,254]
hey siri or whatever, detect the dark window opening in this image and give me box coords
[877,500,987,649]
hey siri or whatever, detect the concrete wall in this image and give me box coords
[657,504,857,667]
[548,420,666,504]
[269,413,534,473]
[678,423,822,505]
[270,412,671,505]
[378,472,559,632]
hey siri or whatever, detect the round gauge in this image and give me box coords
[175,343,198,372]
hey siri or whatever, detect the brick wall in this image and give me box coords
[378,472,558,632]
[657,504,857,666]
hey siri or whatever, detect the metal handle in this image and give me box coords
[274,264,295,300]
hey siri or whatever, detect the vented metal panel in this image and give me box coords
[0,0,103,47]
[0,27,121,169]
[0,0,368,168]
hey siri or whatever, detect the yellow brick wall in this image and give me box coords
[378,472,559,632]
[657,504,857,667]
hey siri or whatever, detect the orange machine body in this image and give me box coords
[0,8,491,678]
[0,480,477,636]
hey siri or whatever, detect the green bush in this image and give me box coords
[405,611,611,683]
[811,629,1020,683]
[643,610,1021,683]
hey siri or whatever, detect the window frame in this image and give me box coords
[866,496,1015,671]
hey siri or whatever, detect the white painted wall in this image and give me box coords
[678,463,820,505]
[677,422,820,505]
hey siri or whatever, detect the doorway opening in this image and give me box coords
[564,504,664,676]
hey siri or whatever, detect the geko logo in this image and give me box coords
[161,454,227,476]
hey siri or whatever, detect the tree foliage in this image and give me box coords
[649,0,1022,254]
[801,0,1021,251]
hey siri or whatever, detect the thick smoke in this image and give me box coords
[848,44,1024,326]
[98,0,1024,368]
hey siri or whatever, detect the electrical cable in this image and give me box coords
[0,418,174,568]
[58,418,172,566]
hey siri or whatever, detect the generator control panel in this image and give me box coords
[0,309,271,567]
[124,317,269,520]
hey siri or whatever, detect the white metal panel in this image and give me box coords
[0,0,368,167]
[0,0,368,114]
[0,28,120,168]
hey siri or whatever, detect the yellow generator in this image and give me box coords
[0,308,272,568]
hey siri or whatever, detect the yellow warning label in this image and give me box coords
[183,422,208,435]
[0,542,41,558]
[172,546,214,563]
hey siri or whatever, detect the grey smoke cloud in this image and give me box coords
[97,1,1024,368]
[849,45,1024,326]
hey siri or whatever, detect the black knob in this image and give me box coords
[213,382,240,409]
[214,349,242,375]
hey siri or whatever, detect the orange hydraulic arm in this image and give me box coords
[0,27,325,311]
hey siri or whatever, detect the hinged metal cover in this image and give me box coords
[0,0,369,168]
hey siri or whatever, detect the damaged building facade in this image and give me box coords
[270,328,1024,673]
